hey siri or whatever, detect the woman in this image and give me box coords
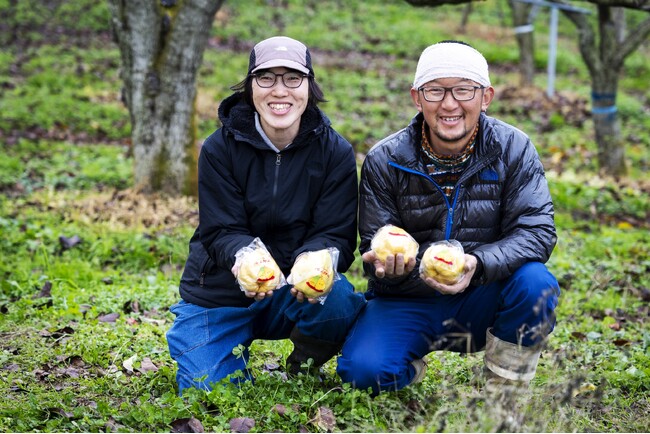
[166,36,365,393]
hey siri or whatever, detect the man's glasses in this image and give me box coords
[252,71,309,89]
[418,85,485,102]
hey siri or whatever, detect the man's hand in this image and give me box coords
[362,250,416,278]
[420,254,477,295]
[290,287,320,304]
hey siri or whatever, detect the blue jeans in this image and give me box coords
[166,275,365,393]
[336,262,559,394]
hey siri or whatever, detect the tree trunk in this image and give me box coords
[509,0,536,87]
[563,5,650,177]
[458,3,472,33]
[107,0,224,196]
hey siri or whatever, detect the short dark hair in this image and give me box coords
[230,70,327,109]
[439,39,474,48]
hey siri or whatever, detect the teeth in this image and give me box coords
[442,116,461,121]
[270,103,290,110]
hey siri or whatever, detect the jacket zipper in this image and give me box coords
[269,153,282,229]
[387,161,478,240]
[199,254,212,287]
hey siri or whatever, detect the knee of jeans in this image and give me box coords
[510,263,559,311]
[176,357,248,395]
[337,352,397,393]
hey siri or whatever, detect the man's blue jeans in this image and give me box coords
[166,275,365,393]
[336,262,559,394]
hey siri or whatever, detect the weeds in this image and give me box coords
[1,0,649,432]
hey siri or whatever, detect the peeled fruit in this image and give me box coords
[421,241,465,285]
[371,225,419,263]
[291,250,335,298]
[237,248,282,293]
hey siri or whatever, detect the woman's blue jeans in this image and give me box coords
[336,262,559,395]
[166,275,365,393]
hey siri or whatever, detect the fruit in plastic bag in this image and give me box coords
[371,225,419,263]
[237,248,282,293]
[290,249,335,298]
[421,240,466,285]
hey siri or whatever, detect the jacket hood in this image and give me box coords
[217,93,331,149]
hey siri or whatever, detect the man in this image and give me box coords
[166,36,365,394]
[337,40,560,395]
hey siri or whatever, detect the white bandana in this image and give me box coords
[412,42,491,89]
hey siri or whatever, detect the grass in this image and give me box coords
[1,0,649,432]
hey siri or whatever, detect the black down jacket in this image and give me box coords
[178,93,359,308]
[359,112,557,298]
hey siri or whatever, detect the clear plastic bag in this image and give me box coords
[370,224,419,263]
[419,239,466,285]
[234,238,285,293]
[287,247,339,304]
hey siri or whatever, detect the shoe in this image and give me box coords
[286,327,341,377]
[410,358,428,384]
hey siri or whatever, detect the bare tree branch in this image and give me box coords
[573,0,650,11]
[403,0,473,6]
[613,14,650,64]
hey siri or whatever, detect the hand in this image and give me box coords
[362,250,416,279]
[290,286,320,304]
[420,254,477,295]
[233,264,275,301]
[244,289,274,301]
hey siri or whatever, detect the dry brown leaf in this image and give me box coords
[229,417,255,433]
[171,417,204,433]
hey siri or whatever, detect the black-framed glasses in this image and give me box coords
[252,71,309,89]
[418,85,485,102]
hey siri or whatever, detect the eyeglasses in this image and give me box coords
[418,85,485,102]
[252,71,309,89]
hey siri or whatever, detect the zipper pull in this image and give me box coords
[276,154,282,166]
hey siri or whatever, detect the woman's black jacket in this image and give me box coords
[179,93,359,308]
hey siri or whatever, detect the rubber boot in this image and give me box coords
[484,328,541,384]
[483,328,540,403]
[286,327,342,377]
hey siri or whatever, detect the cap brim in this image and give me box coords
[251,59,310,75]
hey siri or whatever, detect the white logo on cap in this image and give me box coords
[275,46,288,51]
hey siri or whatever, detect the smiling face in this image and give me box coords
[410,77,494,155]
[252,67,309,149]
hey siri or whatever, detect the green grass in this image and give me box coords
[1,0,649,432]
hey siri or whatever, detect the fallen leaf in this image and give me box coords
[138,357,158,373]
[572,382,597,397]
[272,404,287,416]
[123,299,140,313]
[59,234,82,250]
[98,312,120,323]
[39,326,75,339]
[570,331,586,341]
[171,417,204,433]
[32,281,52,299]
[229,417,255,433]
[123,355,137,373]
[608,322,621,331]
[104,416,125,432]
[48,407,75,419]
[310,406,336,432]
